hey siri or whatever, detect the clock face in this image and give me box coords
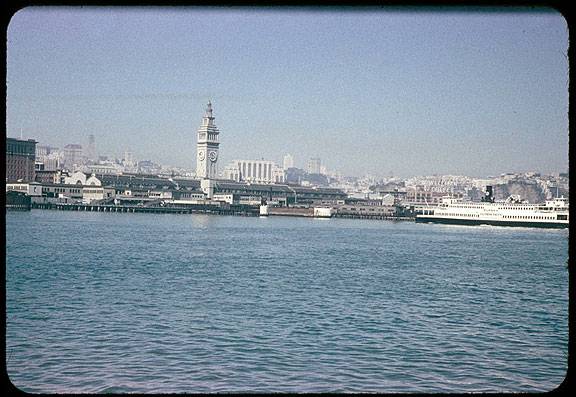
[198,150,205,161]
[208,151,218,162]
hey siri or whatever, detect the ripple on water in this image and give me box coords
[5,212,569,393]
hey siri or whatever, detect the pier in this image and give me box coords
[31,202,260,216]
[28,202,416,221]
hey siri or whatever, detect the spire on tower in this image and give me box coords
[205,101,213,118]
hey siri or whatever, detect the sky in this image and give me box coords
[6,6,569,178]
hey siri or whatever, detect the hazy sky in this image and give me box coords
[7,7,568,178]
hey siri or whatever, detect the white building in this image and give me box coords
[6,182,42,197]
[35,145,62,171]
[224,159,285,184]
[85,163,123,175]
[82,186,114,204]
[63,171,101,186]
[196,101,220,179]
[283,153,294,170]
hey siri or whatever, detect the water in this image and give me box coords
[5,210,569,393]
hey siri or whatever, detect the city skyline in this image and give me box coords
[7,7,569,178]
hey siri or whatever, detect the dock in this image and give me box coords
[27,202,416,222]
[31,202,260,216]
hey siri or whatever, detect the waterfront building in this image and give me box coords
[171,190,207,205]
[6,138,37,182]
[212,181,346,207]
[196,101,220,179]
[39,183,84,202]
[212,193,234,204]
[283,153,294,170]
[149,190,174,200]
[95,172,345,208]
[99,174,180,191]
[6,181,42,197]
[307,157,321,174]
[224,159,285,184]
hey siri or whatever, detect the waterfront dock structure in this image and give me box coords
[8,171,416,221]
[29,200,415,221]
[31,202,260,216]
[6,190,32,211]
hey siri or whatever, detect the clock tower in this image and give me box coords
[196,101,220,179]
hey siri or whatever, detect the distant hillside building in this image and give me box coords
[6,138,37,182]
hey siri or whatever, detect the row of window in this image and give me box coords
[43,187,81,194]
[442,212,558,221]
[503,215,555,220]
[346,207,394,213]
[500,206,537,210]
[6,143,36,156]
[443,213,480,218]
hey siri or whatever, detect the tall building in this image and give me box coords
[307,157,321,174]
[42,153,61,171]
[223,159,285,184]
[63,144,84,169]
[86,134,97,162]
[36,144,55,158]
[283,153,294,170]
[35,144,61,171]
[196,101,220,179]
[6,138,37,182]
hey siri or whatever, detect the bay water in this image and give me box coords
[5,210,569,393]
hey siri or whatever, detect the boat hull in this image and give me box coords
[416,216,568,229]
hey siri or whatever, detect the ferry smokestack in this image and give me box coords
[483,186,494,203]
[487,186,494,202]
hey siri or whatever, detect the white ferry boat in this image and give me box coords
[416,187,569,229]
